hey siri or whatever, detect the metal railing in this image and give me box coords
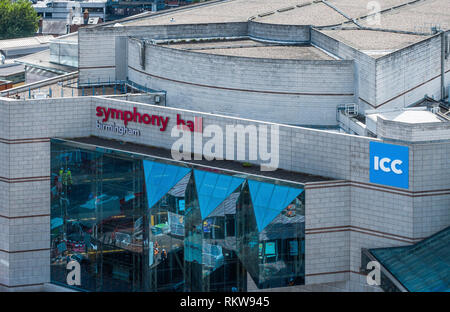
[1,73,166,100]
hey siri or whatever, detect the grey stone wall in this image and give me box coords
[127,40,355,126]
[310,29,375,111]
[78,23,248,85]
[374,34,448,109]
[248,20,310,43]
[0,97,92,288]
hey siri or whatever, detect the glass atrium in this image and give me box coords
[50,139,306,291]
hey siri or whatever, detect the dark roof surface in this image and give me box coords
[61,136,331,184]
[370,226,450,292]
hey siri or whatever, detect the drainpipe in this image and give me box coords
[441,31,446,101]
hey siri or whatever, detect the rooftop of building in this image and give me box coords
[0,35,54,51]
[252,2,347,27]
[60,136,332,184]
[0,63,25,77]
[122,0,307,26]
[356,0,450,33]
[320,29,427,57]
[111,0,448,58]
[120,0,449,30]
[366,107,445,124]
[160,39,335,60]
[14,49,77,74]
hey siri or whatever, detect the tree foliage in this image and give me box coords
[0,0,39,39]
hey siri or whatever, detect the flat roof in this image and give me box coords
[358,0,450,33]
[0,64,25,76]
[63,136,331,184]
[124,0,449,31]
[160,39,267,49]
[253,2,347,26]
[161,39,334,60]
[320,29,427,57]
[0,35,54,50]
[193,45,333,60]
[125,0,308,26]
[117,0,449,58]
[326,0,413,20]
[14,49,77,74]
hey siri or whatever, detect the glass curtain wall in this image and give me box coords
[50,143,146,291]
[50,139,305,292]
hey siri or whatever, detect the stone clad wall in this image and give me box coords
[248,20,310,43]
[127,40,355,126]
[78,23,248,85]
[375,34,448,109]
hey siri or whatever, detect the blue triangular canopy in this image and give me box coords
[248,180,303,232]
[143,160,191,209]
[194,169,245,220]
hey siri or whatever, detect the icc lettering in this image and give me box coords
[373,156,403,174]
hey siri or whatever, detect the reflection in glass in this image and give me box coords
[146,169,190,291]
[50,144,146,291]
[50,140,305,292]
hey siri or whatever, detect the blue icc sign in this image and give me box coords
[370,142,409,189]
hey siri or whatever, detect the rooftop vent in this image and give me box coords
[430,105,440,114]
[72,16,82,25]
[431,25,442,34]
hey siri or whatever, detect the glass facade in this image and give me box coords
[50,139,305,291]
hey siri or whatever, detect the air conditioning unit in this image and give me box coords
[72,16,82,25]
[430,106,440,114]
[34,92,47,99]
[88,17,99,25]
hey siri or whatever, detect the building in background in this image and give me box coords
[0,64,25,86]
[35,1,105,36]
[0,79,13,91]
[34,0,107,21]
[33,0,197,23]
[0,35,56,86]
[106,0,166,20]
[0,35,53,59]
